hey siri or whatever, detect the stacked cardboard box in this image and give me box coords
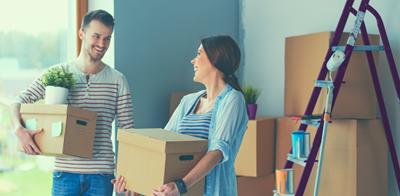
[284,31,380,119]
[278,31,388,195]
[275,117,387,196]
[235,117,276,196]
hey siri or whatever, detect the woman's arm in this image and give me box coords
[183,150,222,188]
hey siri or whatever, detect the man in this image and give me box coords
[9,10,134,195]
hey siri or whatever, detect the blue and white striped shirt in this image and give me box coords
[178,109,212,140]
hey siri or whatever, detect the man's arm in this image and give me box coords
[9,103,43,155]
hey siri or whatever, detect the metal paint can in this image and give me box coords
[276,169,294,194]
[292,131,310,159]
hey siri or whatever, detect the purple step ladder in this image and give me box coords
[279,0,400,195]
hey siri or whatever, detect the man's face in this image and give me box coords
[80,20,113,61]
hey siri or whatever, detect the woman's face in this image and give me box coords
[191,44,216,83]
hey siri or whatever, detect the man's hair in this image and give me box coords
[81,9,114,31]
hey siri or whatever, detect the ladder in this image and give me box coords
[274,0,400,195]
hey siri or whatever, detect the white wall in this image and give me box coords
[240,0,400,195]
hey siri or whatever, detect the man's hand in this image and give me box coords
[15,125,43,155]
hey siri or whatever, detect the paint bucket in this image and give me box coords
[276,169,294,194]
[292,131,310,159]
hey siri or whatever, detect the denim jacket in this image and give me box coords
[165,84,248,196]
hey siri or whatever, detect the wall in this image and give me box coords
[114,0,239,129]
[240,0,400,195]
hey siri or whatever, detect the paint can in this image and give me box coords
[276,168,294,194]
[292,131,310,159]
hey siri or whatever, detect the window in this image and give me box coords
[0,1,76,195]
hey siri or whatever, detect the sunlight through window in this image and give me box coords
[0,1,76,195]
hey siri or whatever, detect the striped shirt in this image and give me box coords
[12,60,134,174]
[177,109,212,140]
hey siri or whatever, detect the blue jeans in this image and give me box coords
[52,171,115,196]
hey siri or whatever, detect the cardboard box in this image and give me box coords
[284,31,380,119]
[237,173,275,196]
[169,92,193,117]
[116,128,208,196]
[235,116,276,177]
[17,104,97,159]
[275,117,387,196]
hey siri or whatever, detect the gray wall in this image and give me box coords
[114,0,239,129]
[240,0,400,195]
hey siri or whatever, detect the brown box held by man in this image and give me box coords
[275,117,387,196]
[284,31,380,119]
[235,116,276,177]
[17,104,97,159]
[116,128,208,196]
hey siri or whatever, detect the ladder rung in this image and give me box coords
[287,154,318,167]
[287,154,307,167]
[314,80,334,88]
[332,45,385,51]
[273,190,294,196]
[301,119,320,127]
[292,115,322,120]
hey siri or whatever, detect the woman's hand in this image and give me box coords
[15,126,43,155]
[111,175,140,196]
[151,182,180,196]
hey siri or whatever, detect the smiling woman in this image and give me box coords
[0,1,77,195]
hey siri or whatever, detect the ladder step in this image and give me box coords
[273,190,294,196]
[287,154,307,167]
[332,45,385,51]
[287,154,318,167]
[292,115,322,120]
[301,119,320,127]
[292,115,322,127]
[314,80,334,88]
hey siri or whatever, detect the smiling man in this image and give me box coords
[9,10,134,196]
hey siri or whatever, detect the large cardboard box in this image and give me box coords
[237,173,275,196]
[284,31,380,119]
[235,116,276,177]
[275,117,387,196]
[17,104,97,159]
[116,128,208,196]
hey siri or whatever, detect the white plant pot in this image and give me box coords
[45,86,68,104]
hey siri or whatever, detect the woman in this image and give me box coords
[113,35,248,196]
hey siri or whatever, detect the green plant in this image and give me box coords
[242,84,262,104]
[41,67,77,90]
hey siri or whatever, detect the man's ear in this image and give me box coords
[78,29,84,40]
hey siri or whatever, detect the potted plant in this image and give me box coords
[41,67,77,104]
[242,84,262,120]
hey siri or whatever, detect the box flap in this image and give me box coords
[20,104,97,121]
[117,129,208,153]
[21,104,69,114]
[66,105,97,121]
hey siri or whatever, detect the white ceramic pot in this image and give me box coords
[45,86,68,104]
